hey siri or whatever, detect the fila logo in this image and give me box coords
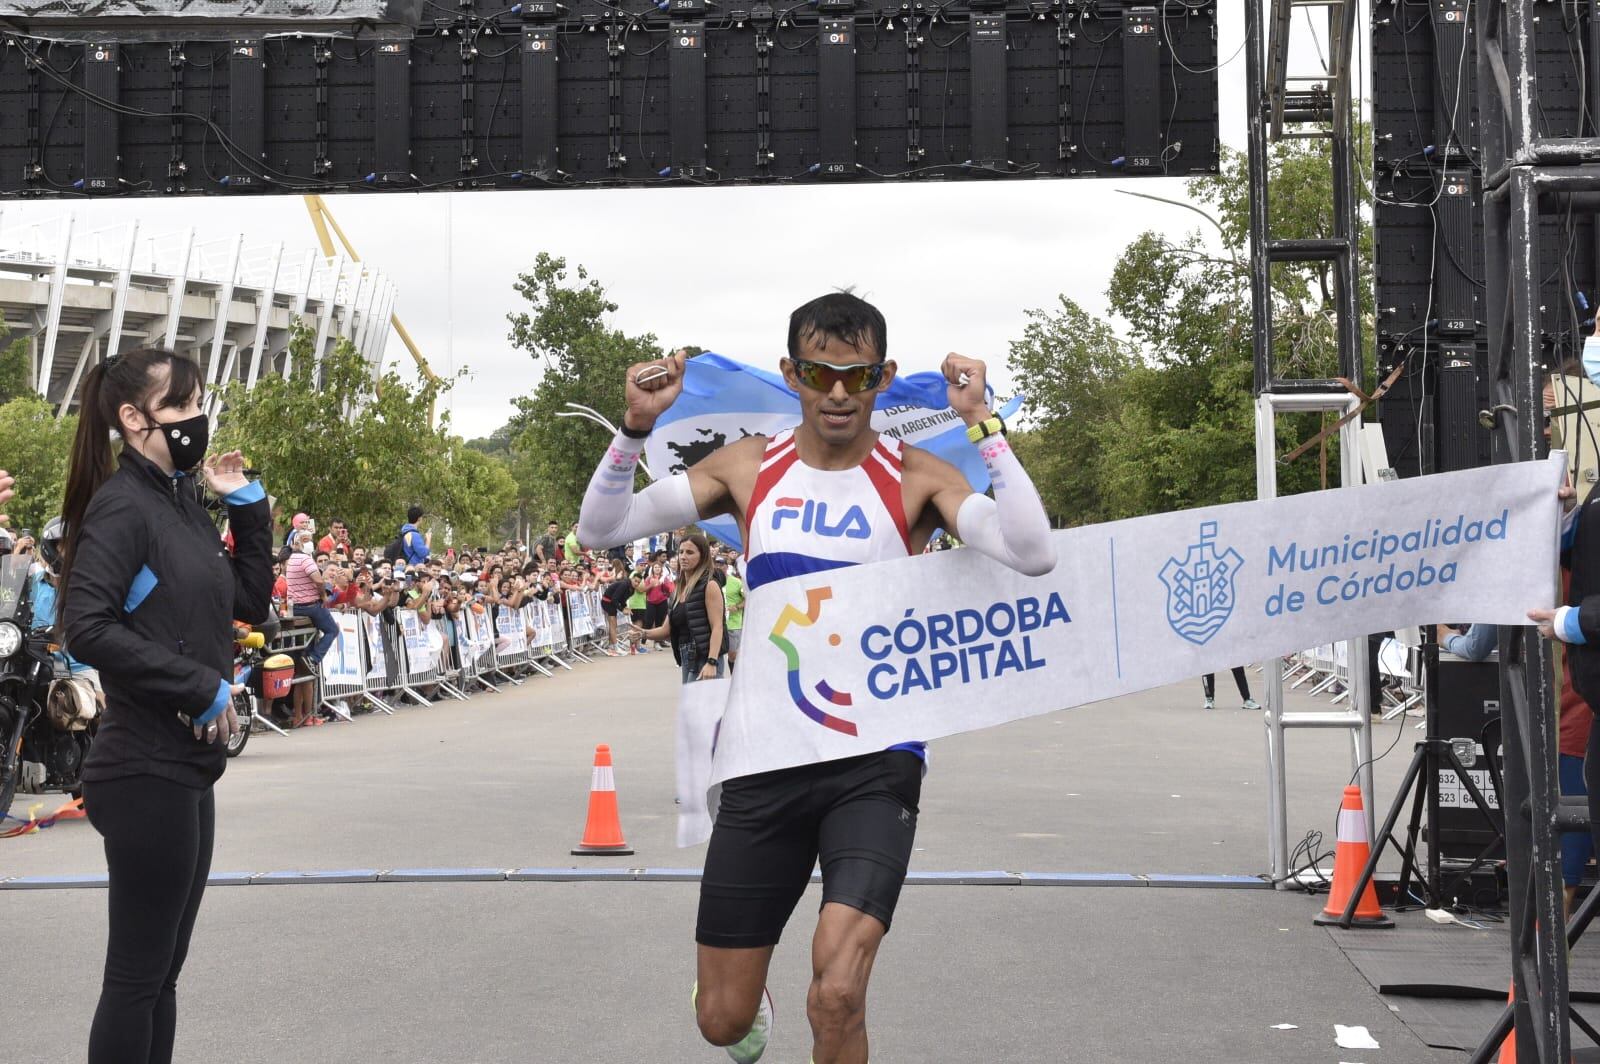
[772,498,871,539]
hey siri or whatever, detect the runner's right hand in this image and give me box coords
[623,350,687,433]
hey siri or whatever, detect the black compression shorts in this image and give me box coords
[695,750,922,949]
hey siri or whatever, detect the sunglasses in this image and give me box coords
[787,358,887,394]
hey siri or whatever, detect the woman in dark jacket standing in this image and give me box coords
[633,532,726,683]
[59,348,273,1064]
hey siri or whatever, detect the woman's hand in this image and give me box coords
[699,662,719,681]
[201,451,250,497]
[195,688,245,743]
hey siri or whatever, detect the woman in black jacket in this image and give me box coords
[59,348,273,1064]
[632,532,726,684]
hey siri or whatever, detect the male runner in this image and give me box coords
[577,292,1055,1064]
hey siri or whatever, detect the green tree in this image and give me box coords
[0,314,31,405]
[505,254,660,522]
[1006,298,1134,525]
[0,396,75,533]
[1009,133,1372,521]
[435,444,518,548]
[214,321,500,547]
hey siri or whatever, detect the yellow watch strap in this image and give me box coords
[966,416,1004,443]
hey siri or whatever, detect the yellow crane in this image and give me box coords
[301,193,439,390]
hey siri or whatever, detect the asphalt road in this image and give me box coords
[0,650,1464,1062]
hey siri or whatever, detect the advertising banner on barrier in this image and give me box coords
[496,606,528,657]
[464,605,494,668]
[399,610,434,676]
[568,593,593,641]
[365,614,389,684]
[524,604,549,655]
[321,613,366,686]
[547,600,566,651]
[428,619,450,674]
[701,456,1567,797]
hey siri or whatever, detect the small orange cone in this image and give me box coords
[1498,982,1516,1063]
[572,744,634,856]
[1313,785,1394,928]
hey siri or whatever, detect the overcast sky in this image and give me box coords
[5,5,1351,440]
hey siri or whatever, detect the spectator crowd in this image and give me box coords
[259,506,752,728]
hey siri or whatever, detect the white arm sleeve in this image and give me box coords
[577,431,702,549]
[954,435,1057,577]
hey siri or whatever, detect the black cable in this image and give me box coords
[478,36,517,147]
[1077,9,1119,46]
[1281,829,1335,891]
[1077,36,1112,164]
[1161,3,1246,75]
[636,29,656,171]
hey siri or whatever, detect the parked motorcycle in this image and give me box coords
[0,555,97,818]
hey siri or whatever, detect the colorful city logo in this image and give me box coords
[1159,521,1244,646]
[768,585,859,736]
[771,498,872,540]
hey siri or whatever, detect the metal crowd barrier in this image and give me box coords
[458,606,504,691]
[243,587,650,742]
[1283,636,1425,722]
[359,612,402,714]
[490,604,533,682]
[256,623,317,734]
[519,599,562,673]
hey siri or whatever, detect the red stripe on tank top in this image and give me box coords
[745,436,802,557]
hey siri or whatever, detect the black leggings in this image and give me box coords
[84,774,215,1064]
[1203,667,1252,701]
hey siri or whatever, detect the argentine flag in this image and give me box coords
[643,352,1024,550]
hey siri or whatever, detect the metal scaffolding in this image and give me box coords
[1248,0,1578,1056]
[1466,2,1577,1059]
[1246,0,1375,884]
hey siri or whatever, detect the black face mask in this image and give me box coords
[147,412,209,472]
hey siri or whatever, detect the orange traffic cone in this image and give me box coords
[1312,785,1394,928]
[1498,982,1516,1063]
[571,744,634,856]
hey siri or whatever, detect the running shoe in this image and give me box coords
[691,982,773,1063]
[1242,698,1261,711]
[1202,698,1215,711]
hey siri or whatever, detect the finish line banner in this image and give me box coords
[699,456,1565,800]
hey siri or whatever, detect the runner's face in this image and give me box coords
[782,333,895,446]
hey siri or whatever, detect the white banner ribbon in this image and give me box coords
[679,456,1564,843]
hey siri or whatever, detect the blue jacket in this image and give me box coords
[400,522,430,565]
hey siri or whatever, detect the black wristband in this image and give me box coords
[620,422,651,440]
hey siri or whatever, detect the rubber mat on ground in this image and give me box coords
[1327,918,1600,1001]
[1383,994,1600,1053]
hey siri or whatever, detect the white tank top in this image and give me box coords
[743,429,911,592]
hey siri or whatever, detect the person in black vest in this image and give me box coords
[632,531,726,683]
[57,348,273,1064]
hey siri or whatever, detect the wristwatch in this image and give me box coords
[965,415,1006,444]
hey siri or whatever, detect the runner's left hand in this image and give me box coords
[942,354,992,426]
[201,451,250,497]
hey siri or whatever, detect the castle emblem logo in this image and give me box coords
[1159,521,1243,646]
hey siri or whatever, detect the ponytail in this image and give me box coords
[55,363,117,612]
[56,348,206,615]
